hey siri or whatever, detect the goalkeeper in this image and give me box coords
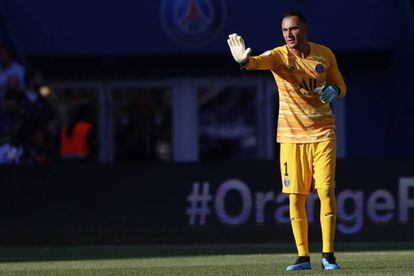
[227,10,346,271]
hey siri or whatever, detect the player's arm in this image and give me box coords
[227,33,275,70]
[326,49,346,98]
[315,50,347,103]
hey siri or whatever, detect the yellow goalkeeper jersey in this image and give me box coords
[245,42,346,143]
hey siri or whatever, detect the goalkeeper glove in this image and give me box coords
[315,84,339,103]
[227,33,251,64]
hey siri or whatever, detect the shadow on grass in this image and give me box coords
[0,242,413,263]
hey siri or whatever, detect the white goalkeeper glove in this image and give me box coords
[315,84,339,103]
[227,33,251,64]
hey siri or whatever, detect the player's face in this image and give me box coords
[281,16,308,50]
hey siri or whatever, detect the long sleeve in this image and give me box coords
[244,50,279,71]
[326,50,346,98]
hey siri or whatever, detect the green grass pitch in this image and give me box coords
[0,243,413,275]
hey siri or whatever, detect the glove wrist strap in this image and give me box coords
[239,58,249,69]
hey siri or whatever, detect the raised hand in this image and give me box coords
[227,33,252,64]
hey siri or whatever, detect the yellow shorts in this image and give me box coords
[280,139,336,194]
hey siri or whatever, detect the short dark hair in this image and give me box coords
[282,10,307,25]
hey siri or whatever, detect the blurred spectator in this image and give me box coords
[24,71,58,163]
[24,71,56,124]
[25,71,43,104]
[5,75,21,91]
[0,89,32,164]
[60,104,98,161]
[0,43,25,94]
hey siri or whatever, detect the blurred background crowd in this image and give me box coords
[0,43,58,164]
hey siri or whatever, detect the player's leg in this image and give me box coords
[313,139,340,270]
[286,193,311,270]
[280,143,312,270]
[317,188,339,269]
[289,194,308,256]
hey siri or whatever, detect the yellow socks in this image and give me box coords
[289,194,309,256]
[317,188,337,253]
[289,189,337,256]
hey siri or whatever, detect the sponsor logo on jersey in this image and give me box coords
[160,0,227,47]
[298,78,318,95]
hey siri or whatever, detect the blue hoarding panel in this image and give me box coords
[0,159,413,245]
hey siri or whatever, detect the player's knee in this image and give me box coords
[290,199,302,209]
[317,188,335,199]
[289,194,307,208]
[318,188,336,213]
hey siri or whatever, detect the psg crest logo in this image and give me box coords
[160,0,227,47]
[315,64,324,73]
